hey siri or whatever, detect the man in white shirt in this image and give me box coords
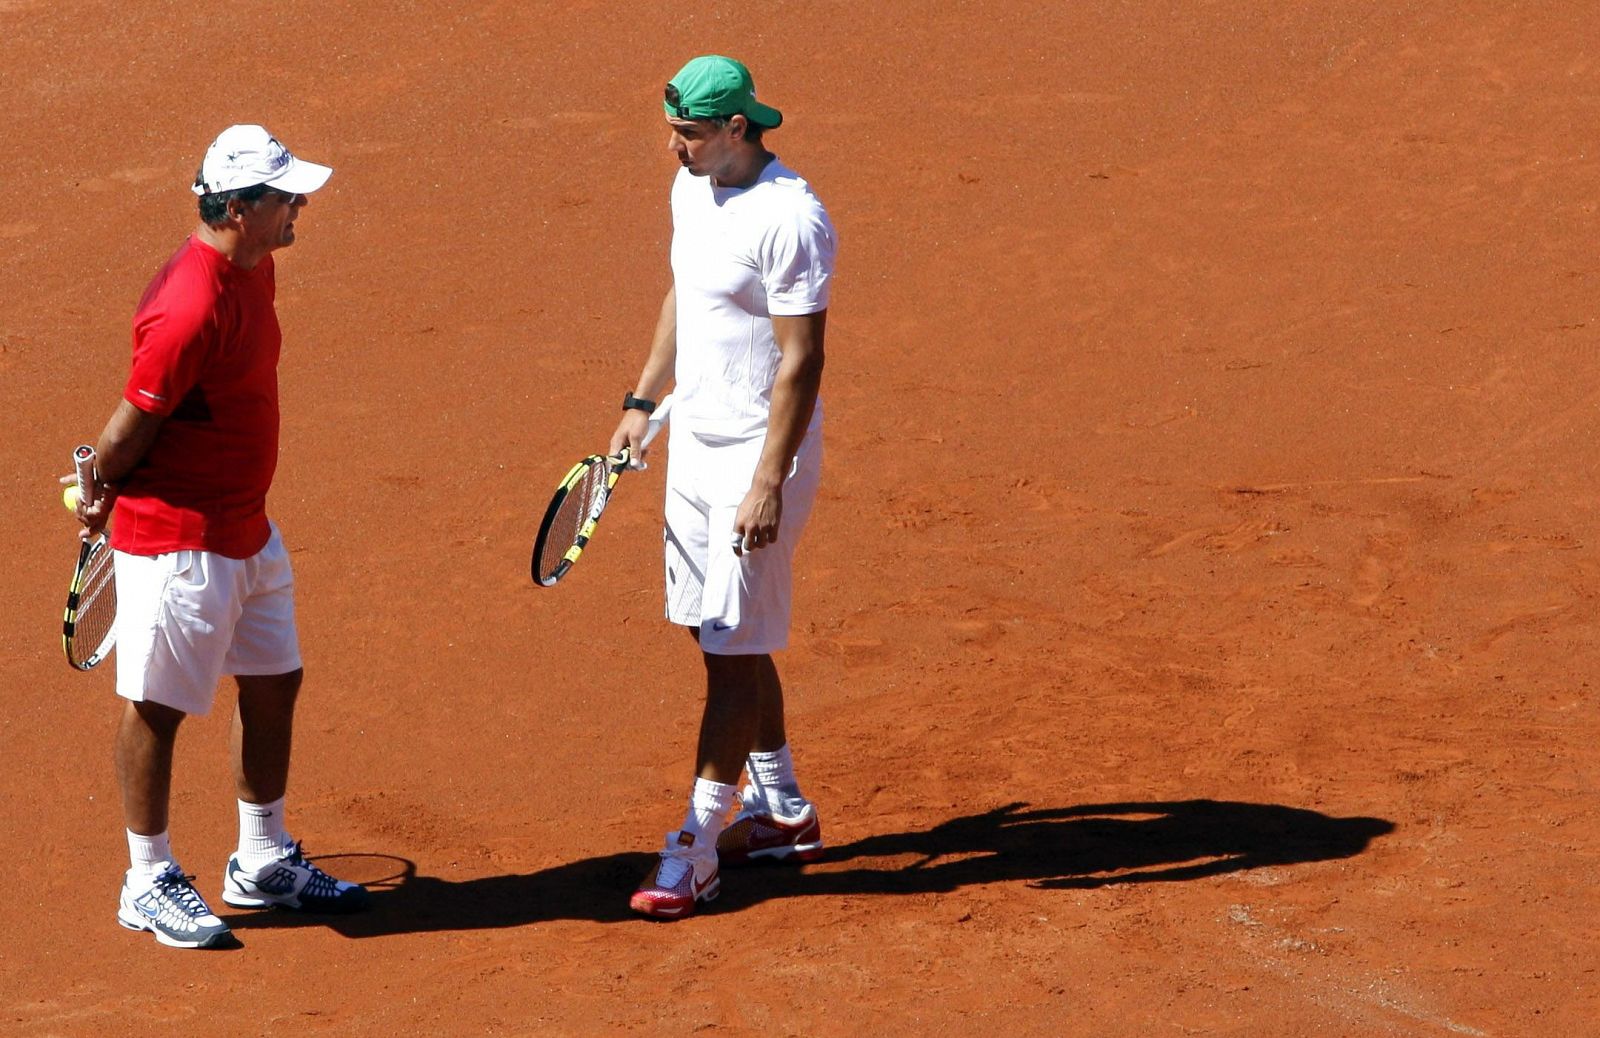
[610,55,837,920]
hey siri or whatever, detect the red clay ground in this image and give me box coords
[3,3,1597,1035]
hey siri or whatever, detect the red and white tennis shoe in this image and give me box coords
[631,830,720,919]
[716,789,824,867]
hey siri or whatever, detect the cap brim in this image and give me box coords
[745,101,782,129]
[266,157,333,194]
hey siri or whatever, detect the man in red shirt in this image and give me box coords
[73,125,368,949]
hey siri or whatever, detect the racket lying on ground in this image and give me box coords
[532,395,673,587]
[63,444,117,670]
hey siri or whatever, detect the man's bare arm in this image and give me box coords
[734,309,826,552]
[610,286,680,459]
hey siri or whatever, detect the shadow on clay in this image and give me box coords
[762,798,1396,896]
[223,798,1394,934]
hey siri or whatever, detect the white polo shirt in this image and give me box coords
[669,158,836,440]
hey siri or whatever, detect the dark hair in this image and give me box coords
[195,177,272,225]
[706,115,766,145]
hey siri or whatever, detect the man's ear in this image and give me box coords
[728,114,747,141]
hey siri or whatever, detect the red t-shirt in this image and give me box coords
[112,235,281,559]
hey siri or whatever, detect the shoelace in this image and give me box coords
[152,869,211,918]
[280,843,344,897]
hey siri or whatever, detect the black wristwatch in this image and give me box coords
[623,392,657,414]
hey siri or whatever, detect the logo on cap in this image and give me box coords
[191,125,332,198]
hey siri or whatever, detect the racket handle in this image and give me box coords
[642,393,673,449]
[73,445,97,507]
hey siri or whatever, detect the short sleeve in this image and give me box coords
[124,284,213,417]
[760,200,837,317]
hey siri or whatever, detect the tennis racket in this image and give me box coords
[63,444,117,671]
[532,395,672,587]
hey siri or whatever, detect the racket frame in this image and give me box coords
[530,396,673,587]
[63,444,116,670]
[531,452,628,586]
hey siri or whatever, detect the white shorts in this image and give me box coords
[663,422,821,655]
[113,523,303,716]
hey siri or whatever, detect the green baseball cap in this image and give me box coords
[664,55,783,129]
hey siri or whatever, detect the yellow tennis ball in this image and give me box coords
[62,484,82,512]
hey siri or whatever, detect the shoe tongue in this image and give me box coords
[658,830,706,886]
[657,854,692,887]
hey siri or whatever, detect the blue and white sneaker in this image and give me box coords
[117,863,232,949]
[222,841,370,913]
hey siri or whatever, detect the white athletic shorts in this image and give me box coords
[663,422,821,655]
[113,522,303,716]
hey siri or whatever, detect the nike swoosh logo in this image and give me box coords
[709,621,733,631]
[136,388,168,402]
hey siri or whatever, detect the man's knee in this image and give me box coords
[237,667,304,704]
[124,697,186,740]
[701,649,768,686]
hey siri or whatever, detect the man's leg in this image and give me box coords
[232,668,302,805]
[222,668,368,913]
[114,697,232,949]
[753,652,788,754]
[632,636,762,919]
[116,698,184,839]
[228,669,300,877]
[633,424,821,917]
[696,649,768,783]
[712,648,823,867]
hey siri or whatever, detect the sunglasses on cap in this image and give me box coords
[664,83,692,120]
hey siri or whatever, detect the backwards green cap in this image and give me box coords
[664,55,783,129]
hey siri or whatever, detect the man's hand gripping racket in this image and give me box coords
[61,445,117,670]
[531,395,672,587]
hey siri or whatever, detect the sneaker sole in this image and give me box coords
[726,841,825,867]
[221,887,372,913]
[221,889,280,909]
[116,908,230,949]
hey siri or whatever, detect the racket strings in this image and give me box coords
[583,464,614,519]
[537,462,612,582]
[69,543,117,663]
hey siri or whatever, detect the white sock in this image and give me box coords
[236,797,291,870]
[677,777,737,853]
[747,745,806,815]
[127,829,173,878]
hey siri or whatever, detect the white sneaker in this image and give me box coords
[117,863,232,949]
[222,840,370,913]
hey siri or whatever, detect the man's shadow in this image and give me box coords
[226,799,1393,936]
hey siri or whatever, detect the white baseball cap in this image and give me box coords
[191,124,333,197]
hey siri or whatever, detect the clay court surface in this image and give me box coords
[3,2,1597,1034]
